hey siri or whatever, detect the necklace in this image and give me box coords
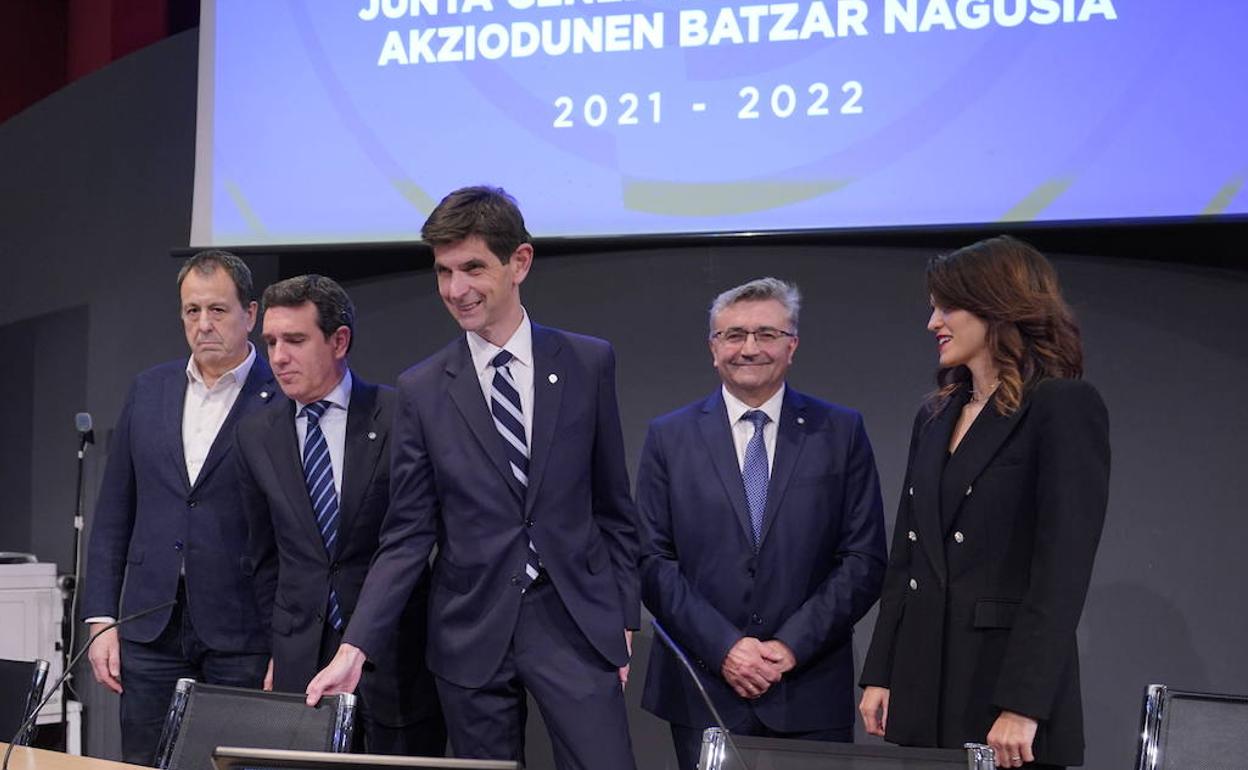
[968,382,1000,404]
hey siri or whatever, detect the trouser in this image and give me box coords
[434,576,636,770]
[118,584,267,766]
[317,623,447,756]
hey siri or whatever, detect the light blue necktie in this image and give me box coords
[741,410,771,547]
[490,350,541,588]
[302,400,344,631]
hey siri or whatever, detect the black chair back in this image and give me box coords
[698,728,997,769]
[0,658,50,746]
[1136,683,1248,769]
[155,678,355,770]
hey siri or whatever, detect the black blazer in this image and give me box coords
[237,375,438,726]
[860,378,1109,767]
[82,357,275,651]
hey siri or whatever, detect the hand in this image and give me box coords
[305,643,366,706]
[87,624,123,694]
[759,640,796,674]
[263,658,274,691]
[721,637,782,700]
[987,710,1038,768]
[618,630,633,689]
[858,686,890,736]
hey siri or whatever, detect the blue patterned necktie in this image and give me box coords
[490,350,541,588]
[302,400,344,631]
[741,409,771,547]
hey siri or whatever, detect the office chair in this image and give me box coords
[155,678,355,770]
[0,658,50,746]
[1136,683,1248,769]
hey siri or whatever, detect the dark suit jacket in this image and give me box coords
[344,324,640,689]
[860,378,1110,767]
[82,356,275,651]
[639,387,887,732]
[236,375,439,727]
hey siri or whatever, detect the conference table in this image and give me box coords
[0,744,141,770]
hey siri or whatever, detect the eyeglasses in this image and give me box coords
[710,327,797,346]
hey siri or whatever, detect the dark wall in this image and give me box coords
[0,318,37,552]
[0,305,88,564]
[2,30,1246,769]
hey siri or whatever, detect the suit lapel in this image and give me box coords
[191,356,275,492]
[340,377,383,542]
[263,398,326,558]
[909,391,966,584]
[446,338,525,503]
[697,392,754,546]
[525,325,564,517]
[163,367,191,492]
[940,394,1031,534]
[757,389,807,548]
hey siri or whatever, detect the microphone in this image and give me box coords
[75,412,94,455]
[2,600,177,770]
[651,620,750,770]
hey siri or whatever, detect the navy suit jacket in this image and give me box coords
[236,375,439,726]
[639,387,887,732]
[82,356,275,651]
[345,324,640,689]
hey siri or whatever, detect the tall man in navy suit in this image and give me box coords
[307,187,639,770]
[82,251,275,765]
[638,277,888,770]
[236,275,446,755]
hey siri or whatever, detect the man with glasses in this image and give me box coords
[636,277,888,770]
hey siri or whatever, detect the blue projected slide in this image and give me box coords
[190,0,1247,246]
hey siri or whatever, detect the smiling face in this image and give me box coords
[710,298,798,407]
[927,301,991,370]
[434,235,532,346]
[180,267,257,381]
[262,301,349,404]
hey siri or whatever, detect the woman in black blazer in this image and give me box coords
[859,236,1110,769]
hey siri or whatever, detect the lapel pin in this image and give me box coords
[548,373,558,384]
[796,416,805,425]
[260,391,271,400]
[367,431,378,441]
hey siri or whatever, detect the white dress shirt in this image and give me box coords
[467,310,535,446]
[294,369,352,498]
[722,384,785,475]
[182,344,256,485]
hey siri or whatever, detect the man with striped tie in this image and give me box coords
[236,275,445,755]
[308,187,640,770]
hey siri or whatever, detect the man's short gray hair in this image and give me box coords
[708,277,802,335]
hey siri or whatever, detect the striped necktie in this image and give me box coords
[302,400,344,631]
[741,409,771,547]
[490,350,541,588]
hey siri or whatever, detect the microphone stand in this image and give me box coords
[58,432,91,751]
[651,620,749,770]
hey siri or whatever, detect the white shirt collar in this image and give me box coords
[186,342,256,389]
[297,368,352,413]
[722,383,786,427]
[467,309,533,375]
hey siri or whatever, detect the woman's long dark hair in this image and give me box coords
[927,235,1083,415]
